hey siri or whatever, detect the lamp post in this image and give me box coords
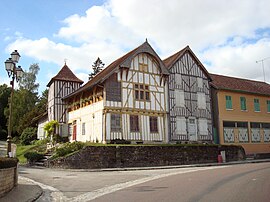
[4,50,24,157]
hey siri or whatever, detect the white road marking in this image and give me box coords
[19,176,68,202]
[70,166,229,202]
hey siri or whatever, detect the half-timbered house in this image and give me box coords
[163,46,213,142]
[64,41,170,143]
[47,64,83,136]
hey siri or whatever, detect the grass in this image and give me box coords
[16,144,47,164]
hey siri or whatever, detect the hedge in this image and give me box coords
[0,157,18,169]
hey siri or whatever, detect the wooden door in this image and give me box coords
[73,124,77,140]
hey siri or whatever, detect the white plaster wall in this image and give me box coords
[37,118,48,140]
[68,100,104,143]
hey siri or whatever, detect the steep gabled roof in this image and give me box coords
[210,73,270,96]
[163,46,211,80]
[64,41,169,99]
[47,64,84,87]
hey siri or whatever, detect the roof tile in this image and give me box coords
[47,64,83,87]
[210,73,270,96]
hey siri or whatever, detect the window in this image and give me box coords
[225,95,232,109]
[139,63,148,72]
[197,93,206,109]
[240,97,247,111]
[223,121,235,128]
[150,117,158,133]
[134,84,150,101]
[197,77,203,89]
[176,117,186,134]
[254,98,260,112]
[267,100,270,112]
[175,74,182,87]
[175,89,185,107]
[198,119,208,135]
[130,115,139,132]
[111,114,121,132]
[82,123,85,135]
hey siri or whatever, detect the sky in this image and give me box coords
[1,0,270,94]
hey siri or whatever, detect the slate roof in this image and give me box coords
[163,46,211,80]
[64,41,169,99]
[210,73,270,96]
[47,64,84,87]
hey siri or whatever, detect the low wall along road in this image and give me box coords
[47,145,245,169]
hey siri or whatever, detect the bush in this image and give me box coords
[32,138,50,146]
[53,134,69,144]
[0,129,7,140]
[24,152,44,163]
[20,127,37,145]
[53,142,85,158]
[0,157,18,169]
[12,136,20,144]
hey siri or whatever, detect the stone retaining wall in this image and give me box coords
[0,166,18,198]
[47,145,245,169]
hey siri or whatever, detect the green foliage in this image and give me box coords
[33,138,50,146]
[0,84,11,139]
[24,151,44,163]
[53,134,69,144]
[0,128,7,140]
[4,64,41,136]
[12,135,20,144]
[89,57,105,80]
[53,142,85,159]
[16,142,48,164]
[44,120,59,138]
[20,127,37,145]
[0,157,18,169]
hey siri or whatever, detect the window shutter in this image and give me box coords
[226,95,232,109]
[175,89,185,107]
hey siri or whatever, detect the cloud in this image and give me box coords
[201,37,270,82]
[5,0,270,84]
[6,37,124,73]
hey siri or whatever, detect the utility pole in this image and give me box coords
[256,57,270,82]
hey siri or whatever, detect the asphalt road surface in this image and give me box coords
[19,162,270,202]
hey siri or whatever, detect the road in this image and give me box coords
[19,162,270,202]
[0,141,7,157]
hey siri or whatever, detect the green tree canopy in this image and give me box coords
[5,63,41,136]
[0,84,11,139]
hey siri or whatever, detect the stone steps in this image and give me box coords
[33,152,52,167]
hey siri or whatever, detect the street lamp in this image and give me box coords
[4,50,24,157]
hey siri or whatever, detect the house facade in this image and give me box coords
[211,74,270,154]
[64,41,170,143]
[163,46,213,142]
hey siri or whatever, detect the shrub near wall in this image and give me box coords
[0,157,19,198]
[47,145,245,169]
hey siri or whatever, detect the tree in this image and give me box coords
[44,120,59,145]
[88,57,105,80]
[17,89,48,134]
[4,63,40,136]
[0,84,11,139]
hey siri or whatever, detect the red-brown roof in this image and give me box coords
[47,64,83,87]
[210,73,270,96]
[64,41,169,99]
[163,46,211,80]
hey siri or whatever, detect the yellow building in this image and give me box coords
[211,74,270,155]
